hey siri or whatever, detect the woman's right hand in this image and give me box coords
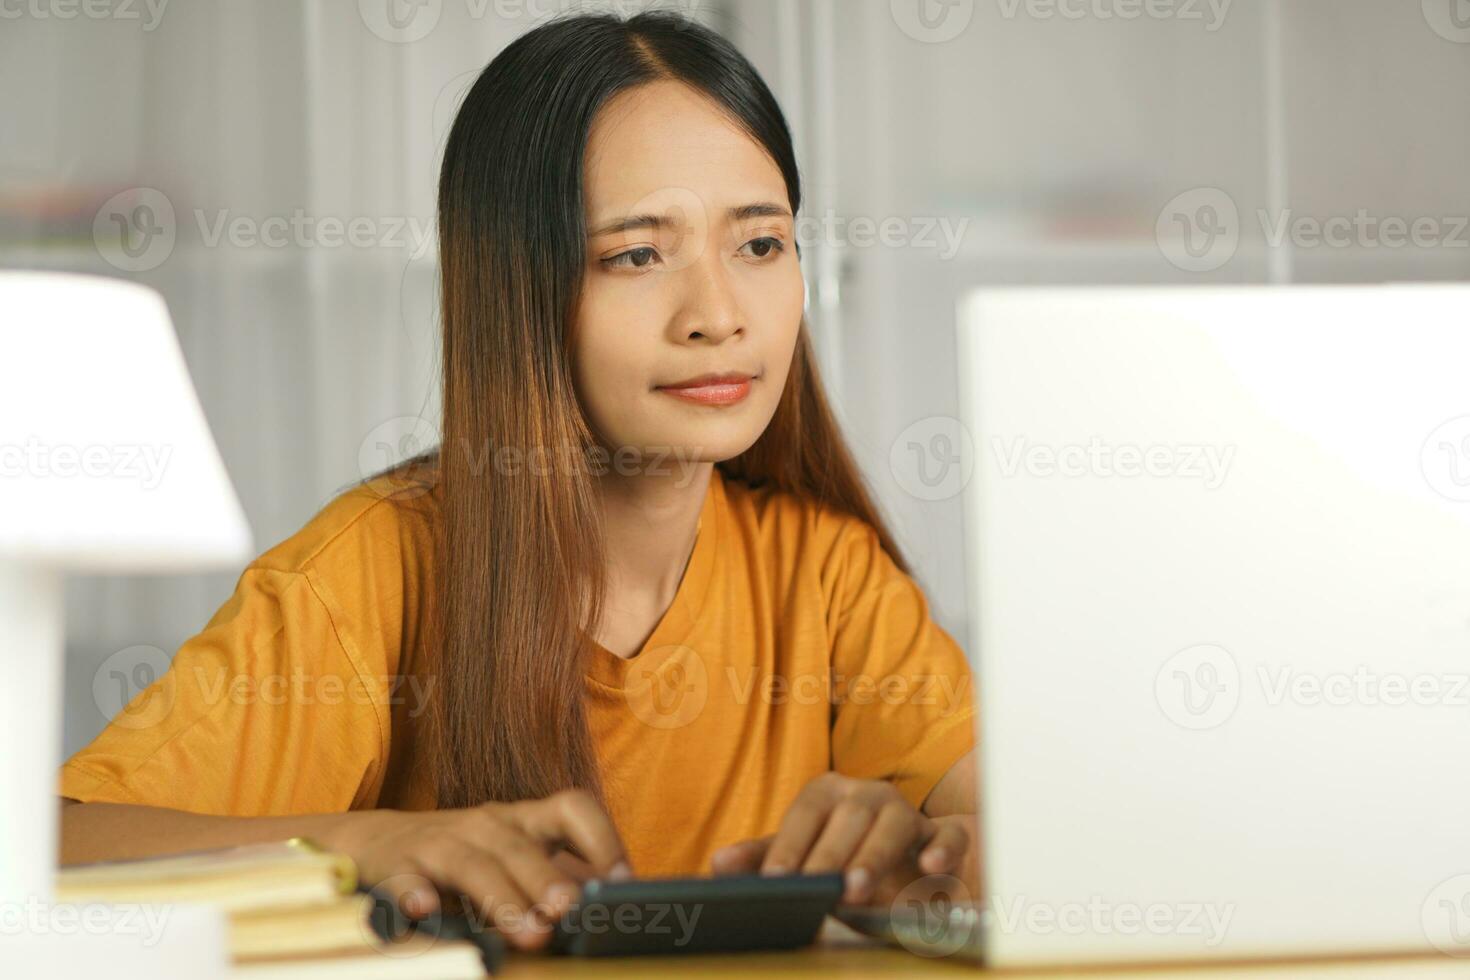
[316,788,631,951]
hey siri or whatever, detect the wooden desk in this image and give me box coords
[498,921,1466,979]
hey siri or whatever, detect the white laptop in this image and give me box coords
[932,285,1470,967]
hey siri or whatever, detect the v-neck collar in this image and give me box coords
[583,466,723,689]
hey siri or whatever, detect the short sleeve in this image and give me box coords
[58,565,388,816]
[826,520,976,812]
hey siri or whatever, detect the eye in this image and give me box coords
[740,236,786,260]
[602,246,660,270]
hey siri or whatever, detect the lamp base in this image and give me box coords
[0,560,61,911]
[0,560,232,975]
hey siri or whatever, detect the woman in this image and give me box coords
[59,10,978,951]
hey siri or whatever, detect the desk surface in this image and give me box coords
[498,921,1467,979]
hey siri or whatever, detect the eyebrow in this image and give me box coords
[587,202,792,238]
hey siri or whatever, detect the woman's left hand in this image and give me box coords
[708,772,971,906]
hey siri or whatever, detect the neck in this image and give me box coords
[597,460,713,618]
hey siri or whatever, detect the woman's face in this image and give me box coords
[572,80,805,467]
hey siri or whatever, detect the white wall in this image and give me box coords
[726,0,1470,646]
[3,0,1467,753]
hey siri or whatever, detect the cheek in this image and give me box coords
[754,268,805,385]
[571,300,657,440]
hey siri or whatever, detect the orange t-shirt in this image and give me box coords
[59,466,976,876]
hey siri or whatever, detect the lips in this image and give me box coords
[655,372,756,406]
[658,372,755,390]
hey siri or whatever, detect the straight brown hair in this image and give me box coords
[371,11,909,812]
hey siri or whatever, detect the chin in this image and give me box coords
[653,437,755,465]
[608,427,762,470]
[682,418,773,461]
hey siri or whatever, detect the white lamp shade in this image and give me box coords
[0,272,252,571]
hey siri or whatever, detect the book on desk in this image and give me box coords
[56,838,494,978]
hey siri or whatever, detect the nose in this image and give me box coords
[668,249,745,345]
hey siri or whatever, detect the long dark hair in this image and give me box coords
[374,11,909,811]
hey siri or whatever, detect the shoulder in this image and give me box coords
[249,470,440,581]
[237,467,441,677]
[716,470,897,598]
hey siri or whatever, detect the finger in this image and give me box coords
[917,817,970,875]
[711,836,772,874]
[550,847,596,883]
[491,829,583,924]
[515,789,632,880]
[367,868,441,922]
[409,842,547,952]
[801,799,880,899]
[845,801,923,904]
[762,782,840,874]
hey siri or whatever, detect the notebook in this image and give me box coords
[57,838,355,913]
[232,929,487,979]
[56,837,489,977]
